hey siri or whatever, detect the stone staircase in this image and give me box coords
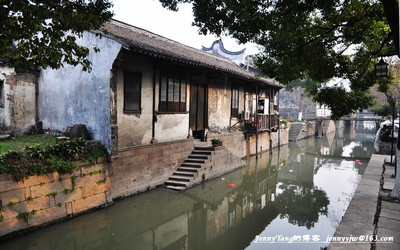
[165,146,215,191]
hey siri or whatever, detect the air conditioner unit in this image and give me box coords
[244,111,250,120]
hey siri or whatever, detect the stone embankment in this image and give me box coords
[0,160,111,237]
[329,154,400,250]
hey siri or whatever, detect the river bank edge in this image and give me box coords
[328,154,400,250]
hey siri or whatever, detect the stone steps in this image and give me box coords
[188,154,209,160]
[177,166,200,172]
[174,171,196,177]
[185,158,206,163]
[165,146,216,191]
[181,162,202,168]
[165,185,186,191]
[169,175,192,182]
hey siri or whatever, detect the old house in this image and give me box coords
[0,56,38,136]
[37,20,286,197]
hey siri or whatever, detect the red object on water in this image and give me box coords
[229,183,235,187]
[355,159,361,163]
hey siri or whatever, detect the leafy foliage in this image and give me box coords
[0,135,57,156]
[159,0,397,118]
[370,103,397,117]
[0,138,106,182]
[1,0,113,71]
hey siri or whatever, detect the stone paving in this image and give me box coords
[328,154,400,250]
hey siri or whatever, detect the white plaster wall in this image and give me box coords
[155,114,189,143]
[117,54,153,147]
[153,80,189,143]
[117,53,190,147]
[38,31,122,152]
[0,66,13,132]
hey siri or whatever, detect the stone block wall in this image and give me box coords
[273,125,291,147]
[0,162,111,237]
[323,120,336,135]
[335,120,345,130]
[110,138,194,199]
[208,126,290,158]
[189,146,246,186]
[209,132,245,158]
[289,122,315,141]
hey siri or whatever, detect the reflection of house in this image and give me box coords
[5,20,284,198]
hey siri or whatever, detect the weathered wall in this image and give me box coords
[0,162,111,237]
[38,32,122,153]
[13,73,37,134]
[110,138,193,199]
[0,66,15,133]
[207,126,290,159]
[208,77,232,133]
[0,66,37,135]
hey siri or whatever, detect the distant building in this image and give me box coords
[202,40,258,74]
[279,87,331,120]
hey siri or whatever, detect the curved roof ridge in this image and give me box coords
[202,40,246,55]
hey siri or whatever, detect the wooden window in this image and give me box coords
[231,87,239,117]
[159,74,187,113]
[124,71,141,113]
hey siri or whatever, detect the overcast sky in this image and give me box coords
[111,0,260,55]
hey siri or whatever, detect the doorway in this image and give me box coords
[189,76,207,140]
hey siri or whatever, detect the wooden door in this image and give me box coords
[189,80,207,132]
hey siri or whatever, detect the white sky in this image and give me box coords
[111,0,260,55]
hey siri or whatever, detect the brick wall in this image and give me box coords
[0,162,111,237]
[110,138,194,199]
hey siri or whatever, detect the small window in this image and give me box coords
[159,73,187,113]
[0,80,4,108]
[124,71,141,113]
[231,87,239,117]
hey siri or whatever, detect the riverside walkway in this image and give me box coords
[328,154,400,250]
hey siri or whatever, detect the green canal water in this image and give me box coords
[0,123,376,250]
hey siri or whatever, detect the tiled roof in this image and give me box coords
[102,20,283,88]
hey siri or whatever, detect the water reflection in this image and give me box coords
[0,123,376,250]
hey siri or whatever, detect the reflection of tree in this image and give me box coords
[274,183,330,229]
[351,140,375,159]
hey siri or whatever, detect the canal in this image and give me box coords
[0,123,376,250]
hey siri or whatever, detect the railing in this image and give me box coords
[258,114,270,130]
[245,114,280,132]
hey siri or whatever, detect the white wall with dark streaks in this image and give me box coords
[38,31,122,153]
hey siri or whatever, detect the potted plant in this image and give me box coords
[211,138,222,147]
